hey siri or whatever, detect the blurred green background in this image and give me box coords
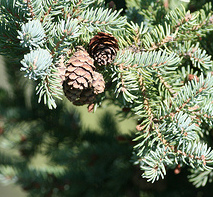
[0,56,136,197]
[0,183,26,197]
[0,56,27,197]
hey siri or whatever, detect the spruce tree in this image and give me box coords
[0,0,213,196]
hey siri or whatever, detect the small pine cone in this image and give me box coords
[89,32,119,66]
[63,46,96,102]
[92,71,105,94]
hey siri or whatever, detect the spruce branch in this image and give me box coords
[175,41,213,72]
[126,21,149,47]
[48,18,80,55]
[0,0,29,22]
[20,48,52,80]
[134,3,213,52]
[133,71,213,184]
[17,19,46,49]
[143,24,174,51]
[165,3,213,41]
[26,0,35,18]
[126,0,166,26]
[25,0,58,19]
[36,67,63,109]
[78,7,127,32]
[189,168,213,187]
[135,111,213,183]
[113,49,180,105]
[0,0,29,55]
[172,73,213,115]
[158,73,213,134]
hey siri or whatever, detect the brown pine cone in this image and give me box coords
[89,32,119,66]
[63,46,96,103]
[92,71,105,94]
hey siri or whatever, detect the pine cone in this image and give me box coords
[89,32,119,66]
[63,46,96,103]
[92,71,105,94]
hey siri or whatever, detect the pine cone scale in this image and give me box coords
[71,60,84,67]
[74,67,88,76]
[68,73,78,80]
[86,59,95,68]
[84,73,93,82]
[76,77,87,85]
[82,64,94,72]
[67,66,76,72]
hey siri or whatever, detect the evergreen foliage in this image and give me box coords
[1,0,213,196]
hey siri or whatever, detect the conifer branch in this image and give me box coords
[189,168,213,187]
[26,0,35,18]
[1,0,213,189]
[78,7,127,31]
